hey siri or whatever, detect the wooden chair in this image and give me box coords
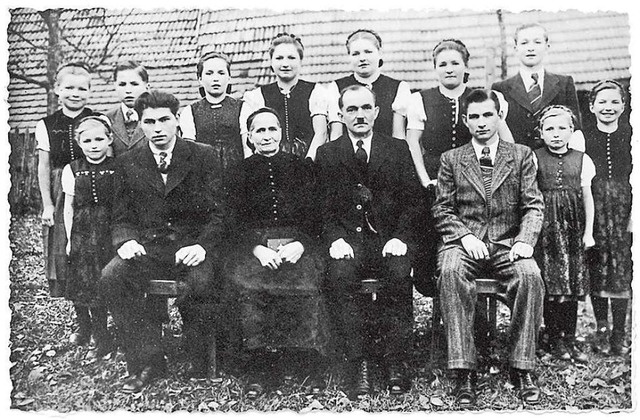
[430,278,508,363]
[147,279,218,377]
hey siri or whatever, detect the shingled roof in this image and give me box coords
[8,8,630,129]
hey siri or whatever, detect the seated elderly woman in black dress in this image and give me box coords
[224,107,328,399]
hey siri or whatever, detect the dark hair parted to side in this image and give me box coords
[269,33,304,59]
[133,90,180,118]
[338,84,377,110]
[197,51,232,79]
[113,60,149,83]
[461,89,501,116]
[589,79,626,105]
[514,22,549,43]
[346,29,383,67]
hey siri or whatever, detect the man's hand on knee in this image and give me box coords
[461,234,489,260]
[117,240,147,260]
[382,238,407,257]
[509,242,533,262]
[329,238,354,260]
[175,244,206,267]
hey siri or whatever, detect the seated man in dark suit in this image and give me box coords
[432,89,545,407]
[100,90,225,393]
[316,85,423,398]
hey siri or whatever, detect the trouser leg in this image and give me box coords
[100,255,164,375]
[326,258,366,362]
[437,245,482,370]
[378,255,413,363]
[492,247,544,371]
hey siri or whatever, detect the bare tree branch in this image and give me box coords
[8,70,50,90]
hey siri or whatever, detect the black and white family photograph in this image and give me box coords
[2,0,636,416]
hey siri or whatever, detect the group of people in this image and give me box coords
[34,22,632,408]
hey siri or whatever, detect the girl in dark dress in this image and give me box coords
[584,80,633,356]
[406,39,514,187]
[225,108,328,399]
[533,105,595,362]
[62,115,116,357]
[241,33,328,161]
[327,29,411,140]
[179,52,244,181]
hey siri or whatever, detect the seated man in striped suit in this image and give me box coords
[432,89,545,408]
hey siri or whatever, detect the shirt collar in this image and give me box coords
[148,137,176,158]
[471,137,500,161]
[519,68,544,90]
[348,132,373,150]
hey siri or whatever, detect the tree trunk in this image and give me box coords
[40,8,64,114]
[496,9,508,81]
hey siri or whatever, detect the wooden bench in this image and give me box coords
[147,279,218,377]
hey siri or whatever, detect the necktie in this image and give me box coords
[528,73,542,111]
[158,152,168,173]
[479,146,492,167]
[125,109,136,123]
[355,140,368,165]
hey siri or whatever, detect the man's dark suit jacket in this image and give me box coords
[316,133,423,249]
[105,106,147,157]
[492,71,581,149]
[111,137,224,258]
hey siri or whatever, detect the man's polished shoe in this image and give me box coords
[387,361,410,395]
[348,359,370,399]
[245,372,265,400]
[452,369,477,409]
[305,372,326,396]
[122,366,155,393]
[511,369,540,405]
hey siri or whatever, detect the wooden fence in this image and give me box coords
[9,127,41,215]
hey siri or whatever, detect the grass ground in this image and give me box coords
[8,215,633,413]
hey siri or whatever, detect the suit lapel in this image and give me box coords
[111,108,129,144]
[491,141,514,193]
[460,144,486,200]
[165,137,192,196]
[507,75,535,113]
[367,133,388,175]
[140,145,165,195]
[336,135,365,181]
[540,71,561,110]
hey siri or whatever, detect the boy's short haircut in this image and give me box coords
[134,90,180,117]
[461,89,501,116]
[113,60,149,83]
[55,62,92,87]
[514,22,549,43]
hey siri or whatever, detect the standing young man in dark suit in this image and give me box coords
[316,85,423,398]
[492,23,582,149]
[432,89,545,407]
[100,90,225,392]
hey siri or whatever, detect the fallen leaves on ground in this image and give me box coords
[8,215,633,412]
